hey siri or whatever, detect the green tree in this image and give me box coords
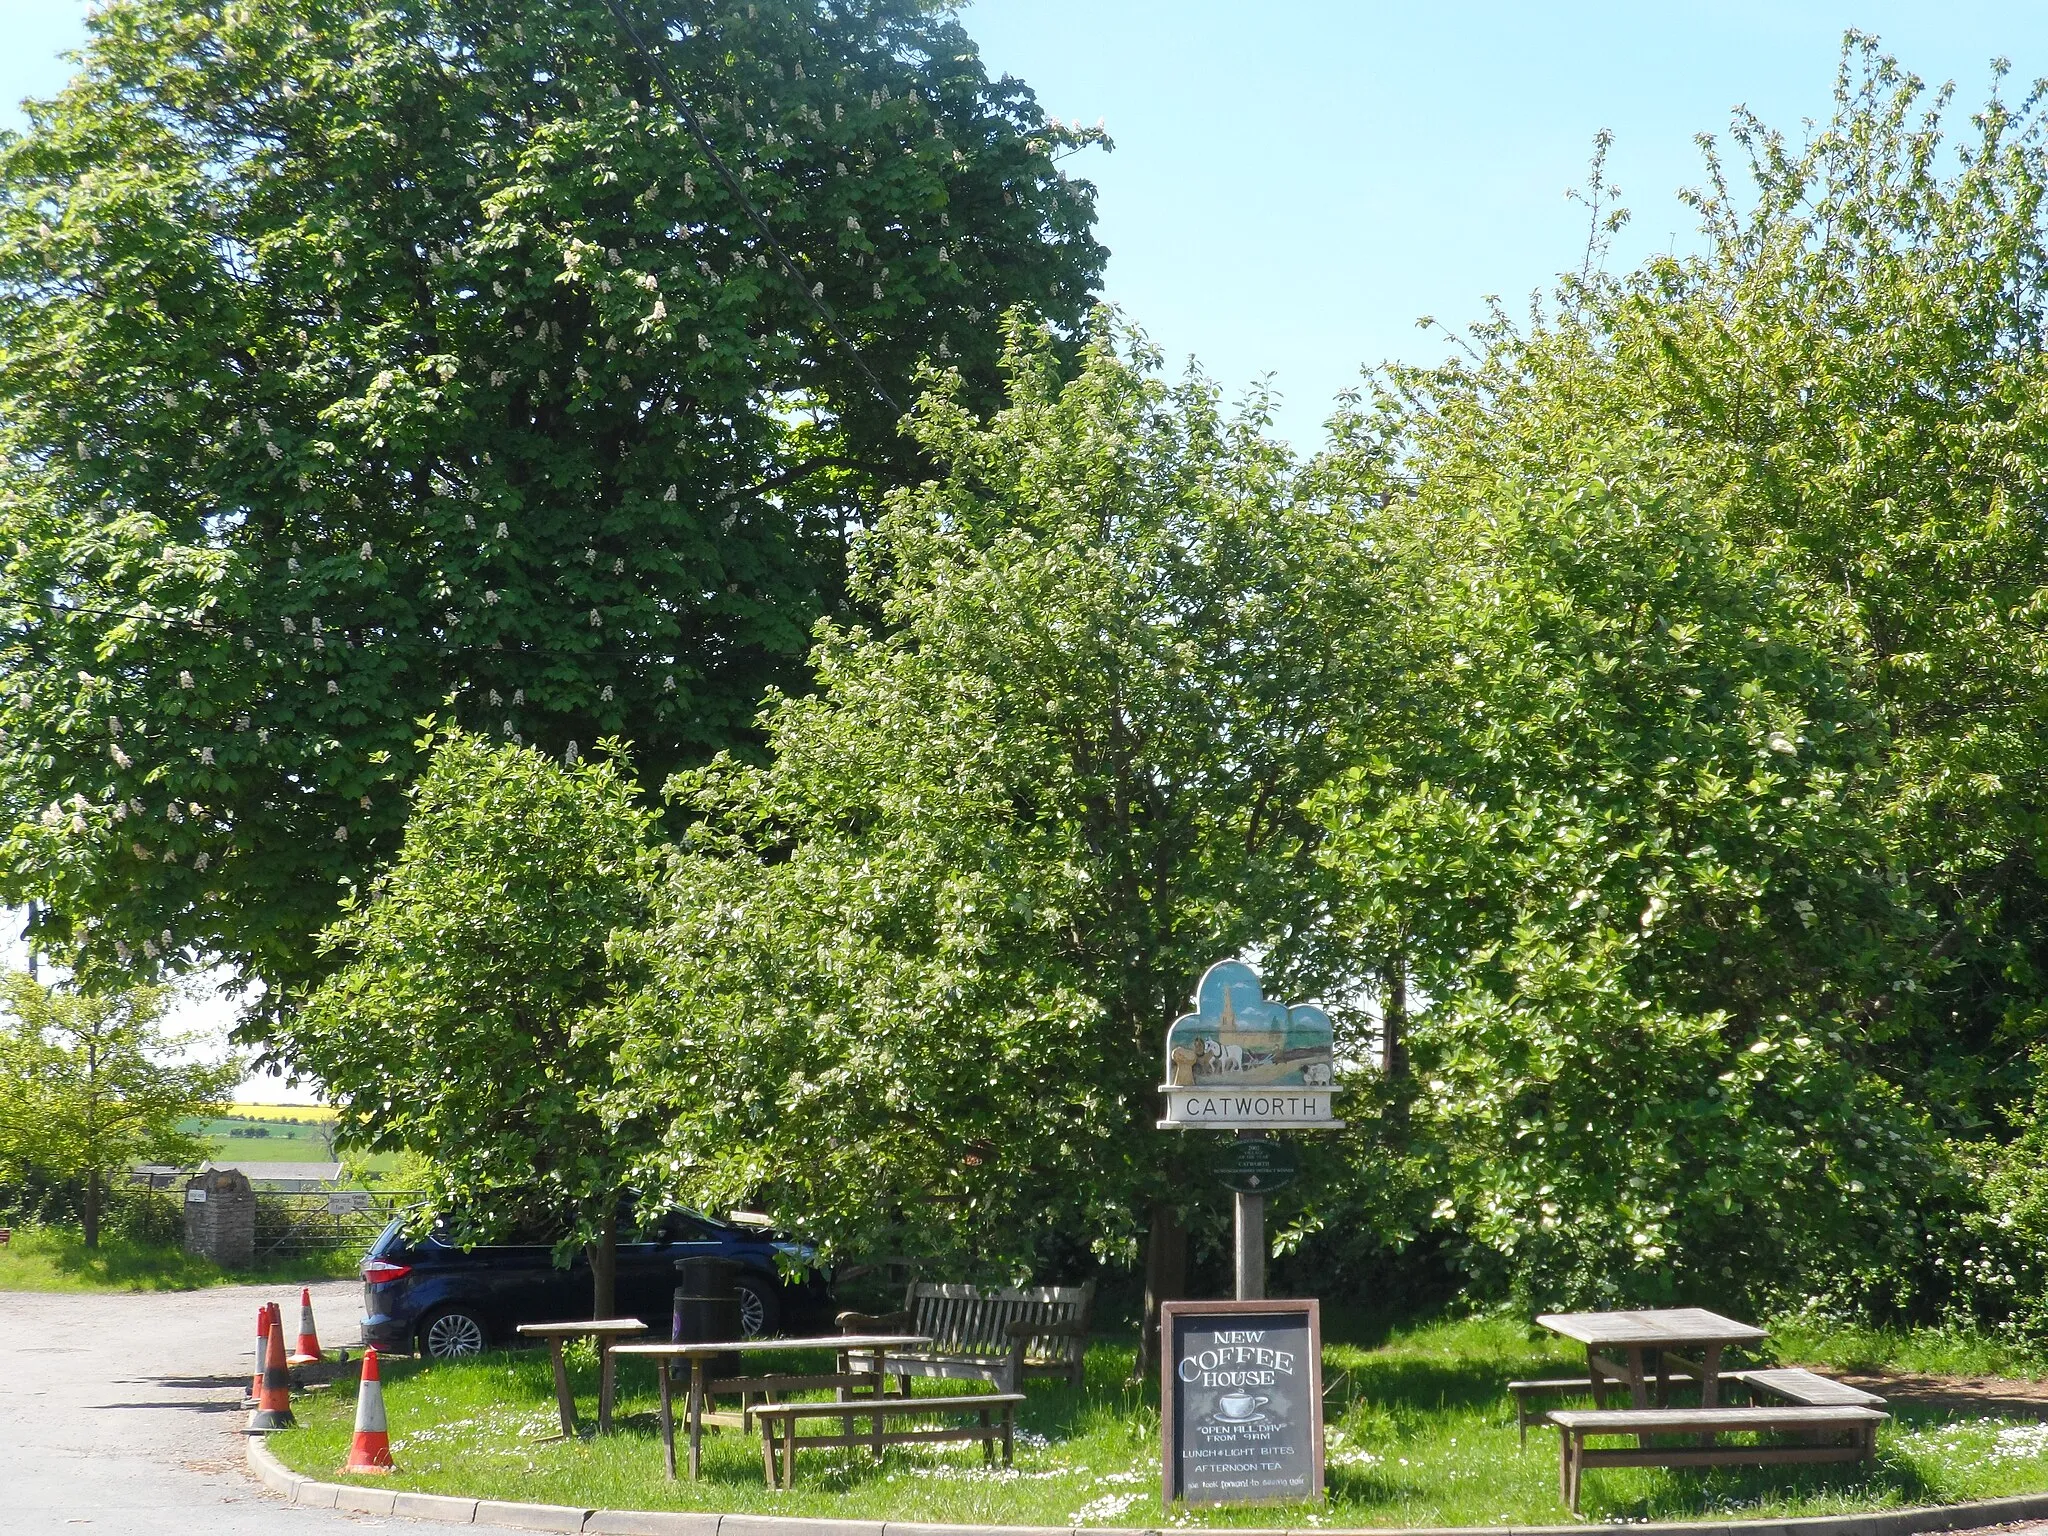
[0,972,237,1247]
[1301,37,2048,1309]
[1310,447,1946,1308]
[0,0,1106,995]
[279,730,660,1316]
[1329,38,2048,1129]
[617,314,1400,1370]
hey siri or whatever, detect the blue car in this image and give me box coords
[360,1208,832,1358]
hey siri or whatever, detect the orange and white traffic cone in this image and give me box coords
[341,1347,395,1474]
[246,1302,295,1432]
[247,1305,271,1405]
[288,1287,324,1366]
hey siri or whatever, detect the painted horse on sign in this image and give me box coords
[1159,961,1343,1129]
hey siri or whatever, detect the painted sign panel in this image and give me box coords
[1160,962,1342,1128]
[1162,1299,1324,1506]
[1166,962,1335,1088]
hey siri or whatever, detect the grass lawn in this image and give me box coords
[264,1314,2048,1527]
[0,1225,358,1292]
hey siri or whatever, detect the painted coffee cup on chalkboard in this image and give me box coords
[1215,1391,1269,1421]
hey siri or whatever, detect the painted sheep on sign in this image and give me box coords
[1164,961,1335,1089]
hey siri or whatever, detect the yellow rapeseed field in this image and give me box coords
[226,1102,336,1123]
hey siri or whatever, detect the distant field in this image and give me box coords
[229,1103,337,1123]
[181,1113,336,1163]
[176,1108,404,1177]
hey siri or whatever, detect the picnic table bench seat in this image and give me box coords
[1548,1404,1887,1512]
[1729,1367,1887,1408]
[1508,1371,1752,1444]
[753,1391,1024,1488]
[837,1280,1094,1392]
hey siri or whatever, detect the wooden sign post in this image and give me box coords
[1159,960,1343,1301]
[1161,1299,1324,1507]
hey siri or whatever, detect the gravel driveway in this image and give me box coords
[0,1278,531,1533]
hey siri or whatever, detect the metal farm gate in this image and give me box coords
[253,1189,424,1257]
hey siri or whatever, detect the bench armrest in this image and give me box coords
[836,1309,914,1333]
[1006,1319,1088,1341]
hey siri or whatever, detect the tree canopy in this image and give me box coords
[1300,37,2048,1314]
[616,315,1400,1357]
[280,729,659,1313]
[0,0,1104,995]
[615,41,2048,1323]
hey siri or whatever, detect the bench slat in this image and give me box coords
[1578,1445,1870,1470]
[1549,1406,1884,1432]
[753,1393,1024,1420]
[1733,1368,1887,1407]
[760,1425,1010,1452]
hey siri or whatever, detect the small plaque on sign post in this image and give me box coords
[1162,1299,1323,1507]
[1215,1139,1299,1194]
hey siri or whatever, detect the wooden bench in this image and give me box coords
[1509,1372,1748,1444]
[1548,1405,1888,1512]
[752,1392,1024,1488]
[1729,1368,1887,1409]
[838,1280,1094,1392]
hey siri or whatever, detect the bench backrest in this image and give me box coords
[904,1280,1095,1362]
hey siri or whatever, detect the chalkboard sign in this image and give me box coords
[1161,1299,1323,1506]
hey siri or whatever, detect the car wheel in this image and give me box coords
[421,1307,488,1359]
[736,1278,779,1339]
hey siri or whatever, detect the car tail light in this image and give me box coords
[362,1259,412,1285]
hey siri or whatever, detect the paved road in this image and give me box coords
[0,1279,533,1533]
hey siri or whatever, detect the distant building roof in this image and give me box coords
[201,1159,347,1189]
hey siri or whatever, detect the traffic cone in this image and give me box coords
[341,1348,396,1474]
[246,1302,295,1432]
[248,1304,271,1404]
[288,1287,324,1366]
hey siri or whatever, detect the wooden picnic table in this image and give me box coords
[612,1333,930,1479]
[514,1318,648,1437]
[1535,1307,1768,1411]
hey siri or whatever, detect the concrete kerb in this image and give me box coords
[242,1437,2048,1536]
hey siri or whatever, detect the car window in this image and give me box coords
[658,1210,724,1242]
[427,1211,565,1247]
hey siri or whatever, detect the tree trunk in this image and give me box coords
[82,1168,101,1250]
[1131,1199,1188,1385]
[1382,953,1411,1138]
[1380,952,1408,1080]
[588,1204,618,1319]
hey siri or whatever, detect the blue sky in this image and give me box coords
[5,0,2045,444]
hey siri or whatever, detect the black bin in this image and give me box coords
[672,1256,743,1381]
